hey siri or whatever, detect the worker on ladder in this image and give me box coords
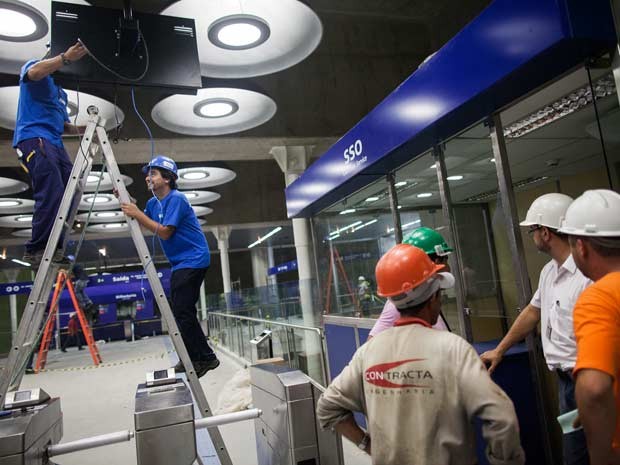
[12,42,87,266]
[119,155,220,378]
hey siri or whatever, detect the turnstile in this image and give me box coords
[250,364,343,465]
[0,394,62,464]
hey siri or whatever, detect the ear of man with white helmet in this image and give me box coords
[558,189,620,280]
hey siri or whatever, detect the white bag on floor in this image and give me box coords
[215,368,252,414]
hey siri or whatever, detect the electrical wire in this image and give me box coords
[77,29,149,82]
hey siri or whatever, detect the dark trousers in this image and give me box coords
[557,370,590,465]
[16,138,72,253]
[170,268,215,362]
[62,333,83,350]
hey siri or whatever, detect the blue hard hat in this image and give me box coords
[142,155,178,179]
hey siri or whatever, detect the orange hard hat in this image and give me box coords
[375,244,445,297]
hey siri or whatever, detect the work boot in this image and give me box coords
[194,358,220,378]
[173,360,185,373]
[22,250,43,266]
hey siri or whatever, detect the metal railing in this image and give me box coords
[207,311,329,386]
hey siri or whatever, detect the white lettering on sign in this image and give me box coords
[343,139,363,165]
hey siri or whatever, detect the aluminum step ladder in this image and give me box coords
[0,106,231,465]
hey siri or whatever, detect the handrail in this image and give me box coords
[208,311,329,386]
[209,312,323,336]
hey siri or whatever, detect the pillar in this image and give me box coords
[271,145,323,381]
[213,226,232,309]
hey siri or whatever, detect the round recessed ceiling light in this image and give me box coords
[177,167,236,189]
[0,213,33,228]
[208,14,270,50]
[192,206,214,216]
[0,87,124,133]
[0,1,48,42]
[78,193,120,211]
[0,200,20,207]
[194,98,239,119]
[84,171,133,192]
[0,177,29,196]
[181,190,221,205]
[86,222,129,233]
[162,0,322,78]
[152,87,276,136]
[77,210,125,223]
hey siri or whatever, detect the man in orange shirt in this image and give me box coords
[558,189,620,465]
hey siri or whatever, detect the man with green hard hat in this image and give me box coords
[368,226,452,337]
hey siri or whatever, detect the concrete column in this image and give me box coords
[267,246,277,286]
[272,145,322,381]
[250,247,269,288]
[213,226,232,309]
[199,281,207,321]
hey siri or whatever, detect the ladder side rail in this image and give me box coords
[65,278,101,365]
[0,117,100,404]
[35,272,65,371]
[95,125,233,465]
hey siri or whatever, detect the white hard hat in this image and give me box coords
[558,189,620,236]
[520,193,574,229]
[358,276,365,281]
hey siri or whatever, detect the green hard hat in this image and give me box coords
[402,227,453,256]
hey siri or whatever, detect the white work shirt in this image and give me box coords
[530,254,591,371]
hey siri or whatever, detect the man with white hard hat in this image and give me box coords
[317,244,524,465]
[557,189,620,465]
[480,192,591,465]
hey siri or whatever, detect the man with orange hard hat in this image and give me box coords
[316,244,524,465]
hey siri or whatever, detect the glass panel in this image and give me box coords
[313,178,394,317]
[499,66,616,291]
[392,151,457,330]
[443,122,516,342]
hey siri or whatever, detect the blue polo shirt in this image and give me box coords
[144,190,210,271]
[13,60,69,148]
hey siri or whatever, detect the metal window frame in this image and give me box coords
[489,113,556,465]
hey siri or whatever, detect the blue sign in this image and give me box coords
[284,0,615,217]
[0,269,171,296]
[268,260,298,276]
[0,282,33,296]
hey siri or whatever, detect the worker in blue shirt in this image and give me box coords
[13,42,87,266]
[120,155,219,378]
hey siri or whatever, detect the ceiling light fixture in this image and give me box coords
[208,14,271,50]
[0,1,48,42]
[194,98,239,119]
[417,193,432,198]
[504,74,616,139]
[339,209,356,215]
[0,200,20,207]
[352,218,378,233]
[327,221,363,238]
[394,181,407,187]
[365,196,379,202]
[11,258,30,267]
[402,219,421,230]
[248,226,283,248]
[182,172,208,180]
[84,195,112,204]
[15,215,32,222]
[447,175,464,181]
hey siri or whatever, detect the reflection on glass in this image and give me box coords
[314,178,395,317]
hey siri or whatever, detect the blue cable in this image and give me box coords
[129,86,163,303]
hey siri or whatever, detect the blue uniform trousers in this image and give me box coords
[16,137,72,254]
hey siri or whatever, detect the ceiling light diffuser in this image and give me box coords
[0,198,33,215]
[177,167,236,189]
[181,190,221,205]
[417,193,432,198]
[84,171,133,192]
[0,177,28,196]
[447,175,464,181]
[162,0,322,78]
[152,87,276,136]
[0,1,48,42]
[208,14,270,50]
[78,193,120,211]
[0,87,124,133]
